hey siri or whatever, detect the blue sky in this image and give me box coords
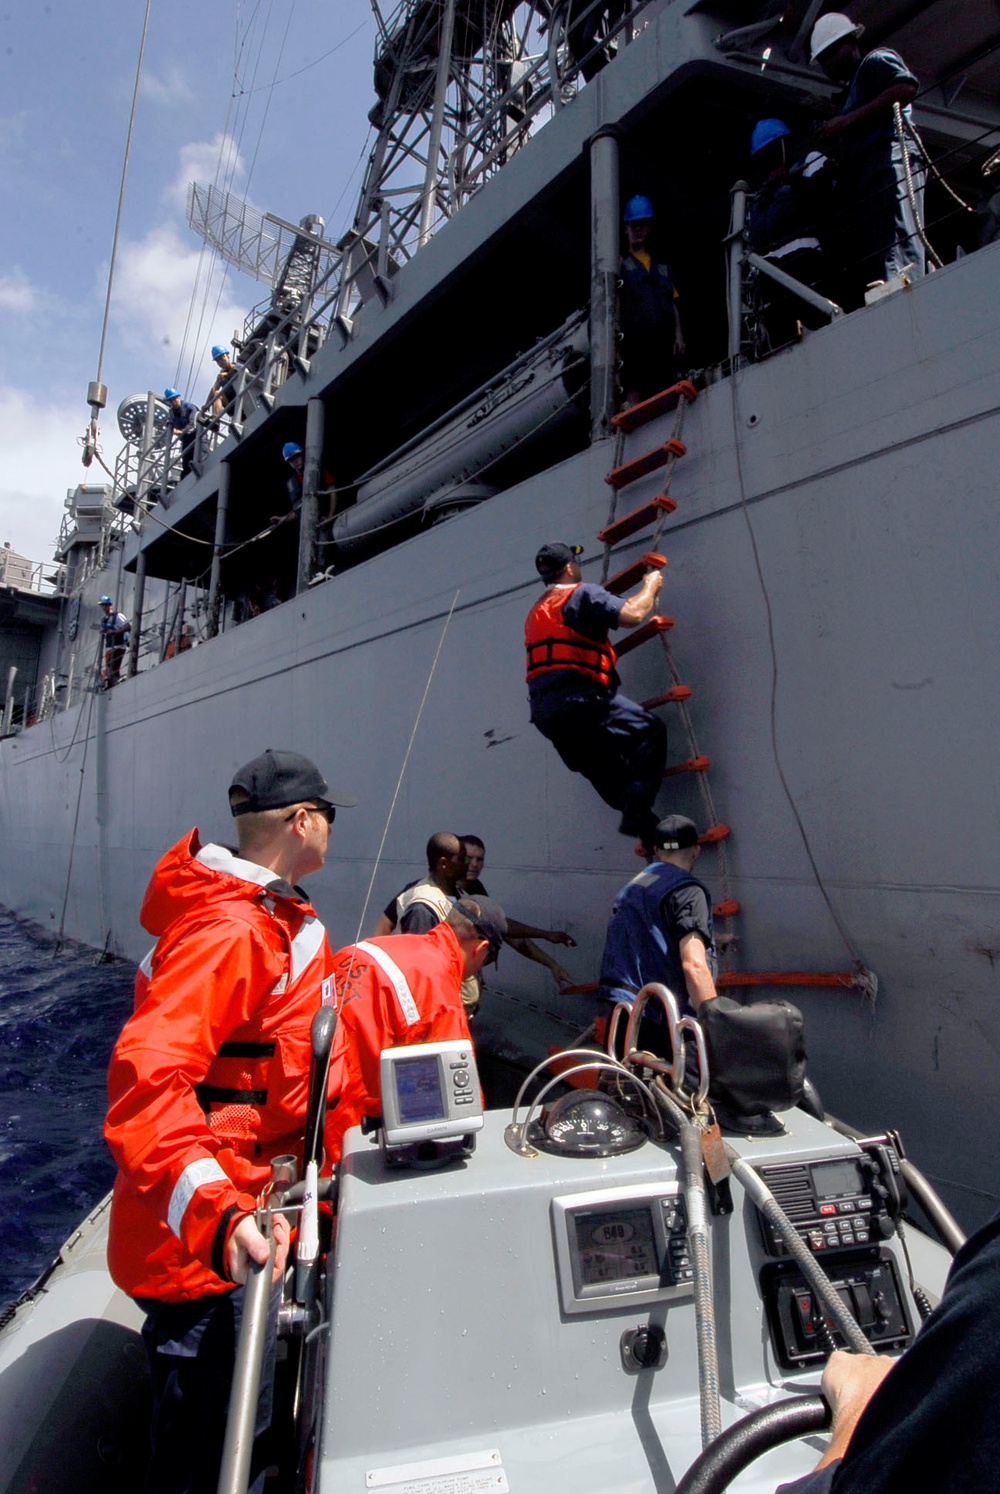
[0,0,376,561]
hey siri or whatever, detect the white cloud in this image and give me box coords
[141,66,195,108]
[166,132,245,213]
[0,272,36,313]
[0,386,91,562]
[111,223,249,393]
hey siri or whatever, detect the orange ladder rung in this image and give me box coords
[642,684,692,708]
[616,615,674,658]
[714,899,741,917]
[598,495,677,546]
[664,755,709,778]
[699,823,730,845]
[558,982,600,996]
[606,439,686,490]
[717,970,860,990]
[611,380,698,434]
[605,551,667,596]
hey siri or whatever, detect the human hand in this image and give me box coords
[227,1211,290,1285]
[673,333,686,357]
[547,930,577,947]
[815,1350,895,1466]
[648,570,663,595]
[813,116,846,145]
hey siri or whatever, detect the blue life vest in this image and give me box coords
[599,861,716,1017]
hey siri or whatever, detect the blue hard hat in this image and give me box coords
[624,195,655,223]
[211,345,229,359]
[164,387,180,401]
[751,118,791,156]
[99,595,113,605]
[282,442,303,461]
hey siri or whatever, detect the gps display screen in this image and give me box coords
[573,1206,658,1286]
[394,1054,446,1125]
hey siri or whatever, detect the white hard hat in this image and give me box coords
[810,12,863,64]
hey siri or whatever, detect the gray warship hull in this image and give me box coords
[2,235,998,1227]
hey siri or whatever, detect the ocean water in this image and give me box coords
[0,909,134,1307]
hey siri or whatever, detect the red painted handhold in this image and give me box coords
[641,685,692,708]
[714,898,741,917]
[605,552,667,596]
[616,615,674,657]
[605,439,686,490]
[663,755,710,777]
[611,381,698,433]
[717,971,859,989]
[598,495,677,546]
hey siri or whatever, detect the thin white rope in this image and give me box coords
[353,589,461,942]
[95,0,154,387]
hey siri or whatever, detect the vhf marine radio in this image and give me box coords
[756,1135,912,1367]
[377,1040,484,1167]
[755,1134,906,1258]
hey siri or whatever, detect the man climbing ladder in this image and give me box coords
[524,541,666,849]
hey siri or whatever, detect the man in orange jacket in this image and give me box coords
[326,896,507,1160]
[105,748,354,1494]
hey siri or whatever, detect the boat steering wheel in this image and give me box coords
[674,1394,830,1494]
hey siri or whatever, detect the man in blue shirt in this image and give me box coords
[599,813,718,1026]
[810,14,925,301]
[524,542,666,849]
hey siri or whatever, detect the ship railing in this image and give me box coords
[0,550,57,596]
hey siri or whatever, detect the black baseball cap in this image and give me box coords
[453,895,508,964]
[654,814,699,851]
[229,749,356,817]
[535,542,583,582]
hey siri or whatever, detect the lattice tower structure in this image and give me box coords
[355,0,550,278]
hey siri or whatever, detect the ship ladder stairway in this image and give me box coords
[558,380,871,1035]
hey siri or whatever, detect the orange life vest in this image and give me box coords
[524,584,616,688]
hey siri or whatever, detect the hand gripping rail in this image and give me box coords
[217,1007,338,1494]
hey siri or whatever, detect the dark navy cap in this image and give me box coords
[535,542,583,582]
[654,814,699,851]
[229,749,356,816]
[453,895,508,963]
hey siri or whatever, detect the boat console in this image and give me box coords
[312,1030,933,1494]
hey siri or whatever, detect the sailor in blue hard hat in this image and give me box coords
[746,117,835,350]
[208,345,237,420]
[98,595,131,689]
[163,388,198,479]
[619,194,686,409]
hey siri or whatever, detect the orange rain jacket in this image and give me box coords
[524,584,617,688]
[105,830,339,1303]
[324,923,472,1160]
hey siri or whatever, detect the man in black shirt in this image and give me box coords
[810,13,925,301]
[459,835,577,991]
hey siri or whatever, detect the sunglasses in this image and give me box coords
[285,802,336,824]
